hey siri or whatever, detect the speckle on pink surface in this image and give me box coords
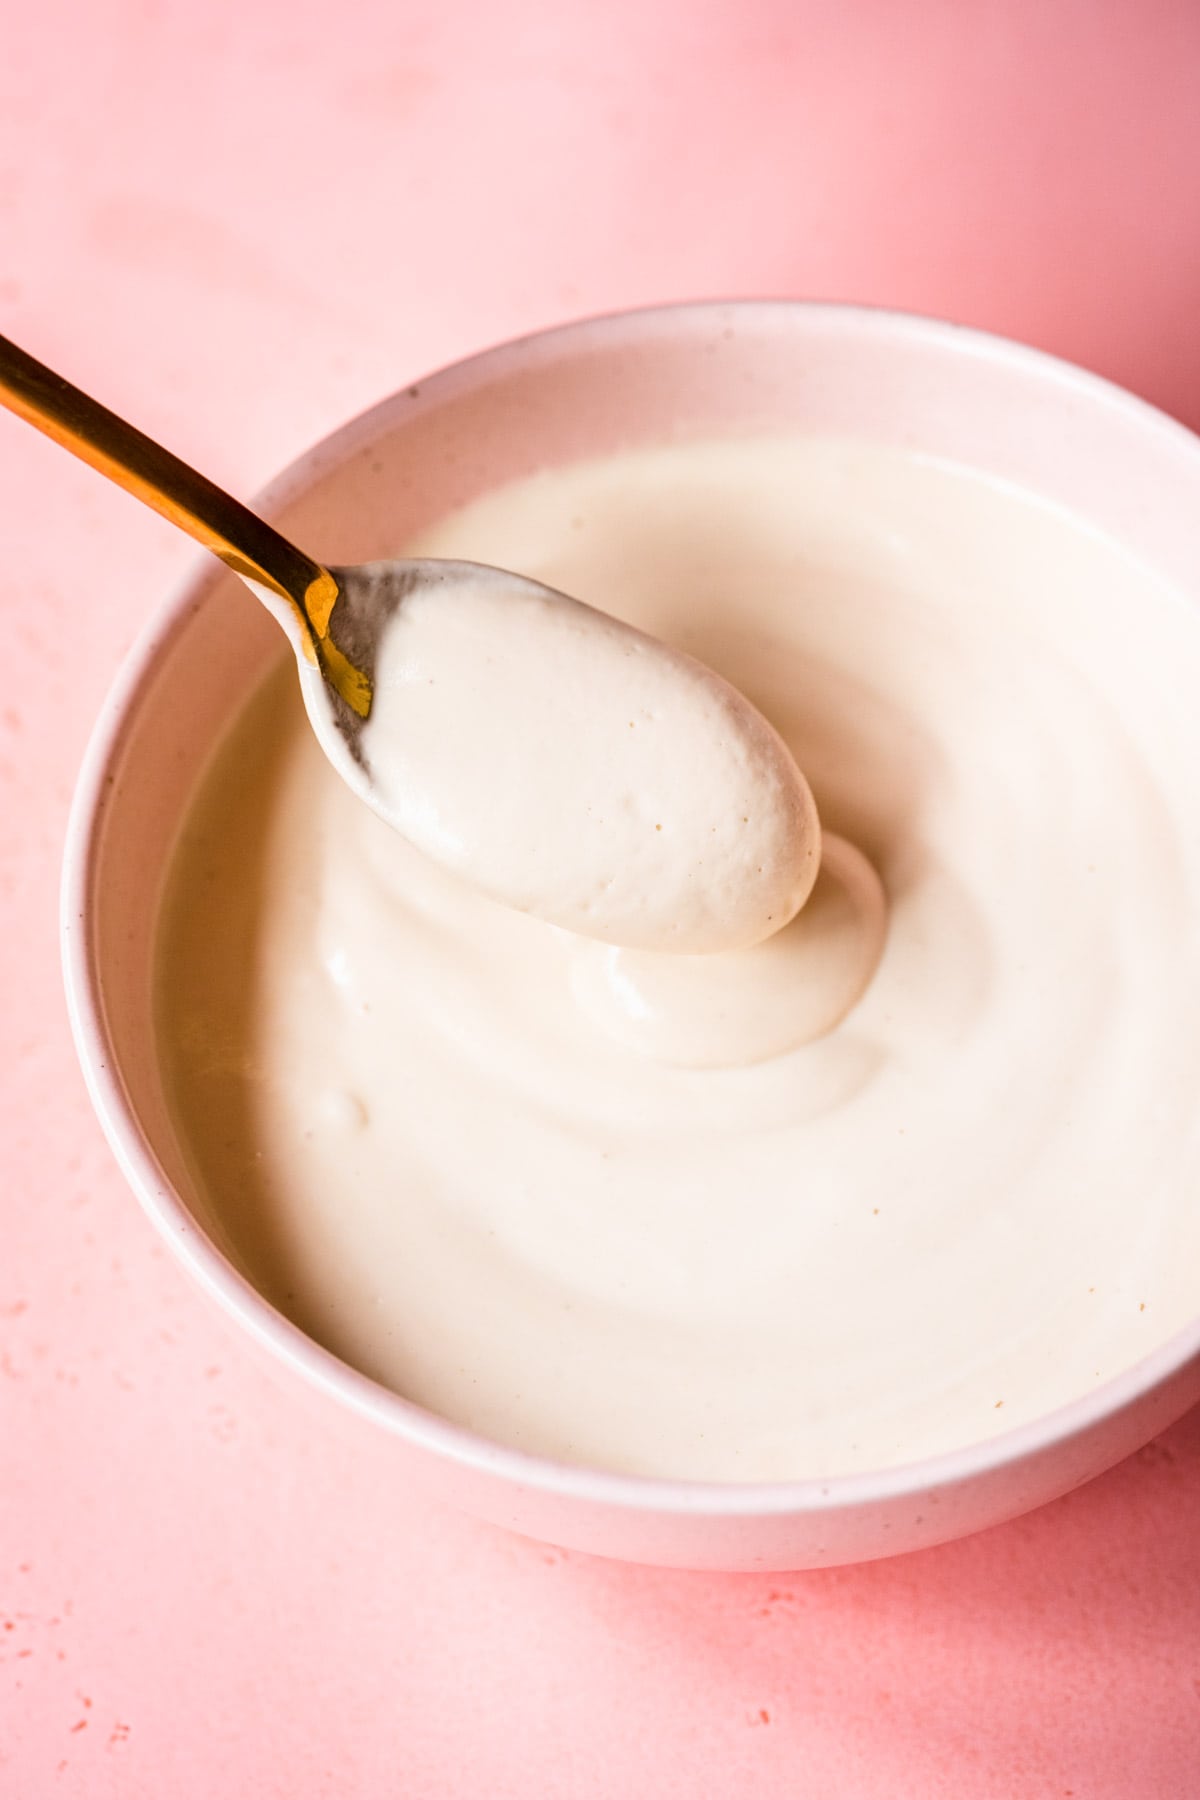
[2,1,1200,1796]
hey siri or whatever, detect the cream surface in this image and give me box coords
[354,565,819,953]
[156,437,1200,1483]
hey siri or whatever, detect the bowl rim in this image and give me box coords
[61,296,1200,1520]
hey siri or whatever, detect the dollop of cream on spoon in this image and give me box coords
[321,562,823,955]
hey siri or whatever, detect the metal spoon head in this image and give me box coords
[262,559,567,823]
[276,558,822,956]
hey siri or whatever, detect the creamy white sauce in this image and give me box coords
[349,565,819,953]
[156,436,1200,1483]
[571,831,886,1065]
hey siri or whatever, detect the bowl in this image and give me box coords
[62,301,1200,1570]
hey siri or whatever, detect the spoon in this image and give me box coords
[0,330,821,953]
[0,330,377,716]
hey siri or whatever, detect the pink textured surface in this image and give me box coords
[3,1,1200,1792]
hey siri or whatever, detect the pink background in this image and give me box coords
[4,1,1200,1792]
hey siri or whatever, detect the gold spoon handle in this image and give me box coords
[0,331,370,715]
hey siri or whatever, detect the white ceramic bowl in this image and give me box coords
[62,302,1200,1571]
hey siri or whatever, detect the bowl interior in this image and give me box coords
[67,302,1200,1559]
